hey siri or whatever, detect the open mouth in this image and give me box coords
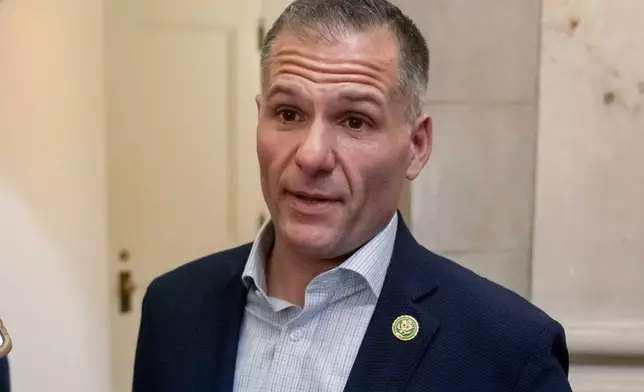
[294,194,331,203]
[290,191,340,205]
[287,190,341,215]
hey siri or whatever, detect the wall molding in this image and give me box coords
[572,382,644,392]
[564,321,644,357]
[570,366,644,392]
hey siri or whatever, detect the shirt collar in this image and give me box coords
[241,213,398,299]
[241,219,274,294]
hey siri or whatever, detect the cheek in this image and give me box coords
[362,163,399,197]
[256,129,278,193]
[348,144,408,206]
[256,133,271,173]
[257,127,293,191]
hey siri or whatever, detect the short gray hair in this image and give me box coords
[260,0,430,120]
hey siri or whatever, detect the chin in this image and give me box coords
[280,218,344,258]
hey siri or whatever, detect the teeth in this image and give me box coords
[296,194,320,203]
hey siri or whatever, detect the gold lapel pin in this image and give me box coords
[392,315,419,341]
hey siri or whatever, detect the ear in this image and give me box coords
[255,94,262,120]
[406,116,432,180]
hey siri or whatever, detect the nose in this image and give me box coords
[293,119,336,175]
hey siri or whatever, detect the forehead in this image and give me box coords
[265,28,401,99]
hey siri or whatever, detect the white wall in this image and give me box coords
[0,0,110,391]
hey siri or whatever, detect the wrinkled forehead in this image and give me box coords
[263,28,402,101]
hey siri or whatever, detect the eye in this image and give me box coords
[342,115,370,131]
[278,109,299,123]
[347,117,364,129]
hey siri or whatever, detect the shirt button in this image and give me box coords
[290,328,303,342]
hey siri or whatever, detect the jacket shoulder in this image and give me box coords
[433,251,553,322]
[145,243,252,303]
[412,249,570,388]
[425,250,565,350]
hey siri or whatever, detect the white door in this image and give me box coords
[106,1,266,390]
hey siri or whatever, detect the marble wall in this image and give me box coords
[534,0,644,389]
[396,0,541,298]
[406,0,644,389]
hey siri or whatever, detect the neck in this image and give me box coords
[265,238,345,307]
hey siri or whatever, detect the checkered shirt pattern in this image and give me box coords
[233,214,398,392]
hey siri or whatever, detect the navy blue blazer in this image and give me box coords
[133,216,571,391]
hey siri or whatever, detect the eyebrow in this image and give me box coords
[266,85,303,101]
[336,91,384,108]
[265,85,384,109]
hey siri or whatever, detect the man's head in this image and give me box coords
[261,0,429,119]
[256,0,432,260]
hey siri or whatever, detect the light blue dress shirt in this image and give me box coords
[233,214,398,392]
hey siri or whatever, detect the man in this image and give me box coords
[133,0,572,391]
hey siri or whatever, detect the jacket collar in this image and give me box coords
[343,212,440,392]
[207,212,440,392]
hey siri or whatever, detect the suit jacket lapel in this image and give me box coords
[195,259,248,392]
[344,215,440,392]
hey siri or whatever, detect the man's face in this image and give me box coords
[256,28,431,260]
